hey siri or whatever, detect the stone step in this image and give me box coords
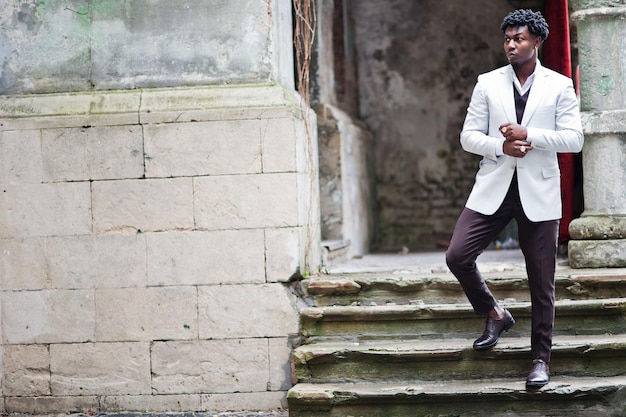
[300,298,626,341]
[321,239,351,269]
[287,376,626,417]
[293,334,626,383]
[303,269,626,306]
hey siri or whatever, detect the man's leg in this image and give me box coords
[446,208,511,315]
[517,216,559,363]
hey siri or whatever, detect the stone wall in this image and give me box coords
[0,82,317,414]
[0,83,319,414]
[0,0,317,413]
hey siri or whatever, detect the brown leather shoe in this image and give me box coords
[526,359,550,389]
[472,309,515,351]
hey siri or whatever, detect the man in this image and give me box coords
[445,9,583,389]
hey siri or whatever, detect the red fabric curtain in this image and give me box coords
[542,0,576,244]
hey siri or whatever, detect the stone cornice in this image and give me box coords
[0,83,299,131]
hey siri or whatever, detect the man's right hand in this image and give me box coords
[503,139,532,158]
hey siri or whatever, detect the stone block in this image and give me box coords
[45,234,147,289]
[144,120,262,177]
[3,344,50,396]
[568,239,626,268]
[201,391,288,413]
[0,235,146,291]
[92,178,194,233]
[0,129,43,184]
[0,183,92,238]
[101,394,203,412]
[95,286,197,342]
[294,111,317,176]
[194,173,299,230]
[5,395,99,415]
[41,125,144,182]
[265,227,301,282]
[0,237,47,290]
[2,290,95,344]
[146,230,265,286]
[198,284,298,339]
[0,328,2,396]
[50,342,151,396]
[261,117,297,173]
[151,339,269,394]
[580,134,626,213]
[268,337,295,391]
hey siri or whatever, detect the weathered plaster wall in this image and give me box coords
[0,0,282,94]
[353,1,525,250]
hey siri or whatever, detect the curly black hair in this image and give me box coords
[501,9,549,41]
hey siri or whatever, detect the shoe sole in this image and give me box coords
[472,316,516,351]
[526,380,549,389]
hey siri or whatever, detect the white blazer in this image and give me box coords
[461,62,584,222]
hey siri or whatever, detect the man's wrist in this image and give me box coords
[495,139,505,156]
[523,127,531,143]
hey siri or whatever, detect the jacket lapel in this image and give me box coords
[497,66,517,124]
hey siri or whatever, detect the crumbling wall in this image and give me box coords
[353,0,526,250]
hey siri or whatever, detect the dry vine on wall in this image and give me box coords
[292,0,317,271]
[293,0,316,108]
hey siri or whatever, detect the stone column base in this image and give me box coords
[568,215,626,268]
[569,239,626,268]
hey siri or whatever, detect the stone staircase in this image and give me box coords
[287,252,626,417]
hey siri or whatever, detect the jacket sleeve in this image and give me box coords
[460,75,504,162]
[526,81,584,153]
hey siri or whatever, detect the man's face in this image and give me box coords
[503,25,539,66]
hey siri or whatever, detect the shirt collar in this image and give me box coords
[510,60,542,95]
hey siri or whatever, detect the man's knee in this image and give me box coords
[445,246,463,271]
[446,243,478,274]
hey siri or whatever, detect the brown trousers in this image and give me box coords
[446,175,559,362]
